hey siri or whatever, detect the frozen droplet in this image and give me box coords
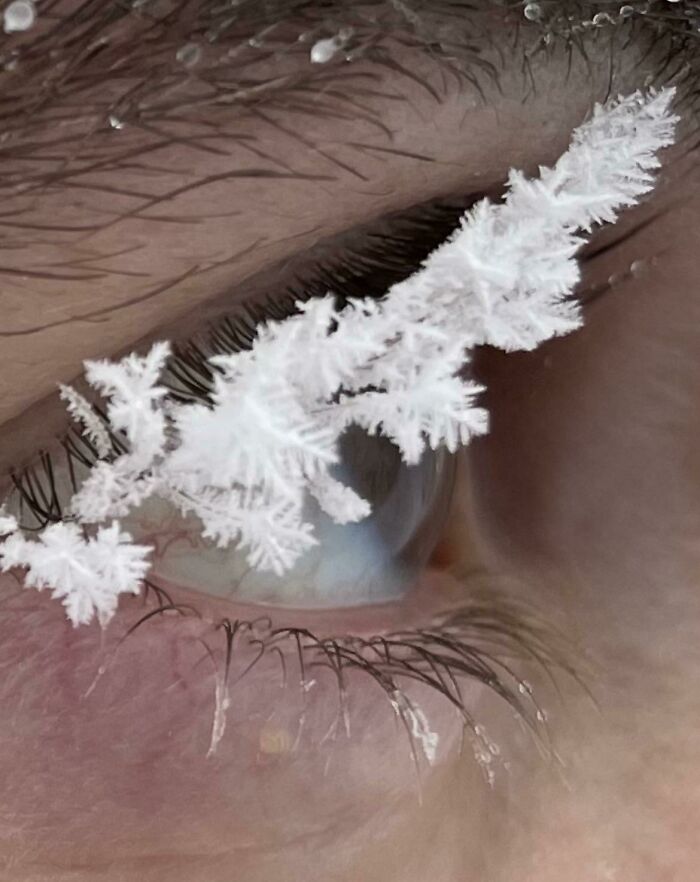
[108,114,124,130]
[592,12,612,26]
[518,680,533,695]
[3,0,36,34]
[619,5,635,17]
[310,27,353,64]
[176,42,202,67]
[536,708,548,722]
[523,3,542,22]
[630,259,646,277]
[310,36,340,64]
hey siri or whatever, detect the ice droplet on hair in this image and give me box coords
[3,0,36,33]
[523,3,542,22]
[176,42,202,67]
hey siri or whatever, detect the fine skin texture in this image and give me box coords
[1,2,700,880]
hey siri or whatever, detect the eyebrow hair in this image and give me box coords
[0,0,697,194]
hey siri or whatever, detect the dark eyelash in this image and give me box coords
[3,194,487,528]
[104,569,583,772]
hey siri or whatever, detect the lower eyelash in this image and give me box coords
[113,569,581,773]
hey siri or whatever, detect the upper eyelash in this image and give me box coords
[3,194,488,528]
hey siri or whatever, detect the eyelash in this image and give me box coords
[4,194,489,528]
[118,571,575,774]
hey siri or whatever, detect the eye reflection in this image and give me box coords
[120,426,457,607]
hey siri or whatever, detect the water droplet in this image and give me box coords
[310,27,354,64]
[310,36,340,64]
[109,114,124,130]
[592,12,613,26]
[3,0,36,34]
[176,42,202,67]
[619,5,635,17]
[518,680,533,695]
[630,259,647,277]
[523,3,542,22]
[536,708,548,722]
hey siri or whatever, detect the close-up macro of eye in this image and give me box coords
[0,1,699,880]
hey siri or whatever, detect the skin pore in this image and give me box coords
[1,2,700,880]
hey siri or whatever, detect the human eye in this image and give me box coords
[0,2,699,880]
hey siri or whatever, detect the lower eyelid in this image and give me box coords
[0,556,557,768]
[0,567,475,850]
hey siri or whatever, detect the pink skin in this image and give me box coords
[0,563,482,880]
[1,15,700,882]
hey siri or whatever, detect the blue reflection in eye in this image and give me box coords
[123,425,455,608]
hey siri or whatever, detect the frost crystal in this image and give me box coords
[0,522,151,627]
[58,384,112,460]
[0,88,680,627]
[0,506,17,537]
[310,28,353,63]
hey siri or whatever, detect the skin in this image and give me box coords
[1,3,699,880]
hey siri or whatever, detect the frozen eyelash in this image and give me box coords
[0,86,680,628]
[100,569,582,771]
[2,198,477,532]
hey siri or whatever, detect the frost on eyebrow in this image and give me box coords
[0,87,679,628]
[0,0,694,197]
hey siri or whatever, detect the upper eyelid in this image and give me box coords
[0,24,689,476]
[0,191,491,501]
[0,65,681,486]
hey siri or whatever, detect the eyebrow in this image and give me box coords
[0,1,698,195]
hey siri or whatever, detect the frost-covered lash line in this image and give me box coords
[0,87,679,628]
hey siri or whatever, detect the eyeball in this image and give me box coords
[121,425,456,608]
